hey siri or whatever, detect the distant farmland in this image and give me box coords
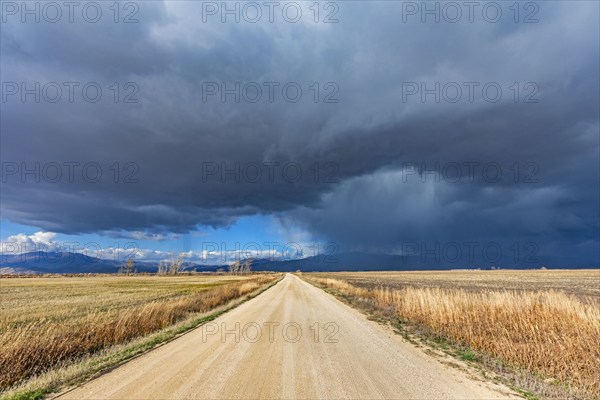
[310,269,600,299]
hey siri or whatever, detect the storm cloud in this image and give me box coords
[1,1,598,264]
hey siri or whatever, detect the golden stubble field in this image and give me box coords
[305,270,600,399]
[0,274,280,395]
[314,269,600,299]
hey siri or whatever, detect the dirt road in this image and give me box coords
[58,274,517,399]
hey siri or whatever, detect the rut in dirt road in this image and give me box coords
[57,274,518,400]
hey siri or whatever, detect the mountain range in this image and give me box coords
[0,251,595,274]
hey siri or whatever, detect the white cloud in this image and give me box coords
[1,231,59,254]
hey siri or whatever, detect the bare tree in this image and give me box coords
[168,253,184,275]
[240,260,252,274]
[228,260,252,275]
[156,254,184,275]
[228,261,238,275]
[157,260,168,275]
[119,258,135,275]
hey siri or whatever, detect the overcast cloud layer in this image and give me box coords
[1,1,599,264]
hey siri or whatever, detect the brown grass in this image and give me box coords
[317,270,600,300]
[306,272,600,398]
[0,274,278,390]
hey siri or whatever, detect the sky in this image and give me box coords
[1,1,599,266]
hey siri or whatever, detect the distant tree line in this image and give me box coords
[119,254,253,275]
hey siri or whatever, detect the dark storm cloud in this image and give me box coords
[1,1,598,263]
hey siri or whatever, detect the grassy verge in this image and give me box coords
[0,275,283,400]
[301,275,599,400]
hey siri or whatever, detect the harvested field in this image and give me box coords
[0,274,279,392]
[304,270,600,399]
[311,269,600,300]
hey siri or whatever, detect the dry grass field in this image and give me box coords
[0,274,280,396]
[305,270,600,399]
[312,270,600,299]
